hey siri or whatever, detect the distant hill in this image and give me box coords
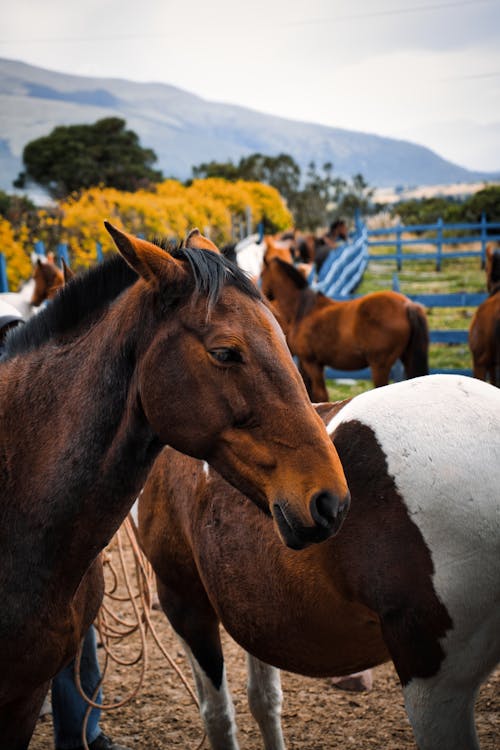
[0,57,497,193]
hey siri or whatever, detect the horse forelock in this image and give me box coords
[152,240,261,308]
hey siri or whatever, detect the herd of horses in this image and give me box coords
[0,226,499,750]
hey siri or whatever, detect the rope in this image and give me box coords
[74,513,205,750]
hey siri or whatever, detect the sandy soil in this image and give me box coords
[31,602,500,750]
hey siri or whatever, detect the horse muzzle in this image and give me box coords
[272,489,351,550]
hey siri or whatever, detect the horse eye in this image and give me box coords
[209,347,243,364]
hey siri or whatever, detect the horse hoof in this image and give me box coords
[330,669,373,692]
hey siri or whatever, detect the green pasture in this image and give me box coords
[325,250,487,403]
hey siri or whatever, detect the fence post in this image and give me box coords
[436,217,443,271]
[0,252,8,292]
[96,241,103,263]
[34,240,45,257]
[480,212,487,269]
[396,224,403,271]
[57,243,69,267]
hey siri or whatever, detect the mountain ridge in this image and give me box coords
[0,56,498,192]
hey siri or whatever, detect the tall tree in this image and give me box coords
[14,117,163,198]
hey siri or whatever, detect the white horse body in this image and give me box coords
[172,375,500,750]
[0,279,35,319]
[234,235,266,280]
[327,375,500,750]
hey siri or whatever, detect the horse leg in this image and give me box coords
[383,606,500,750]
[246,654,286,750]
[0,681,50,750]
[297,359,312,397]
[472,362,487,381]
[402,677,480,750]
[156,577,240,750]
[369,362,392,387]
[299,360,329,402]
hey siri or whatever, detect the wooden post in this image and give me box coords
[436,217,443,271]
[480,212,487,269]
[0,252,8,292]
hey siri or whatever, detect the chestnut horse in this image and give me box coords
[485,241,500,294]
[261,257,429,398]
[139,374,500,750]
[30,255,65,306]
[0,225,349,748]
[469,243,500,385]
[0,254,64,318]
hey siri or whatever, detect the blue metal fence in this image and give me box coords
[367,214,500,270]
[312,226,369,298]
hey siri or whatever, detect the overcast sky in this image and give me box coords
[2,0,500,172]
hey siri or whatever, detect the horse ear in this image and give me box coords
[184,228,220,253]
[104,222,186,285]
[61,258,75,283]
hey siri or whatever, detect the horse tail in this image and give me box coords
[402,302,429,378]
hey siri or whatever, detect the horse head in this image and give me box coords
[105,223,350,549]
[31,258,65,306]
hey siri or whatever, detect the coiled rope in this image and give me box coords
[74,513,205,750]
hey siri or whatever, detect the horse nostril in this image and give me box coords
[310,490,350,529]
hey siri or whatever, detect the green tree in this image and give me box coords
[192,152,301,204]
[191,152,373,231]
[336,173,375,221]
[462,185,500,226]
[14,117,163,198]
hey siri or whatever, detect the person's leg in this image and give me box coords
[52,626,102,749]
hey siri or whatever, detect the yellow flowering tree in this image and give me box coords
[0,218,31,290]
[0,178,294,279]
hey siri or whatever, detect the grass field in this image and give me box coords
[325,249,487,402]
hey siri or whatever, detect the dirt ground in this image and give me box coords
[31,602,500,750]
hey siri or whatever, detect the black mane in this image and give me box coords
[3,242,261,360]
[274,257,309,290]
[3,254,137,359]
[165,242,261,309]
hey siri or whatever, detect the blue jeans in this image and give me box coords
[51,626,103,749]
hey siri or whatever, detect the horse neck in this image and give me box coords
[267,269,305,325]
[1,285,161,598]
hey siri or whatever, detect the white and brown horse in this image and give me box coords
[139,375,500,750]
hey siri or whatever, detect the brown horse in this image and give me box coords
[138,374,500,750]
[261,257,429,399]
[0,225,349,748]
[485,241,500,294]
[30,255,65,306]
[469,244,500,385]
[292,220,349,271]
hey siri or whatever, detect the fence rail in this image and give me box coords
[312,227,369,298]
[367,214,500,270]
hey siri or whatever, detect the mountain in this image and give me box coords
[0,57,497,193]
